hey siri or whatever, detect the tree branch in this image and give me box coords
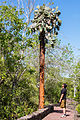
[18,68,27,80]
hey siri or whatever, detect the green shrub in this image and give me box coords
[76,104,80,114]
[45,100,50,106]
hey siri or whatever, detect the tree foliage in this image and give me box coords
[31,4,62,46]
[0,3,38,120]
[74,61,80,102]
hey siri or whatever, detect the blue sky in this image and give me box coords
[1,0,80,59]
[53,0,80,58]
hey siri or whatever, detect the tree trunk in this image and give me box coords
[39,30,45,109]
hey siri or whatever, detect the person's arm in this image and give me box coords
[59,94,64,103]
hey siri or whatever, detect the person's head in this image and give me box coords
[62,83,67,88]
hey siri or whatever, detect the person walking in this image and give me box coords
[59,83,67,117]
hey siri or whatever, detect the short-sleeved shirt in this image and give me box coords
[61,88,67,100]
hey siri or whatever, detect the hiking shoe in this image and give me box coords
[61,114,67,118]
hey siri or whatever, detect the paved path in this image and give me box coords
[43,99,75,120]
[42,106,74,120]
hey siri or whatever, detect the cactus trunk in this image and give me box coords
[39,30,45,109]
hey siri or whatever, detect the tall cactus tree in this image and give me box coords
[31,4,61,109]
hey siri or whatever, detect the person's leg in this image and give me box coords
[61,100,66,117]
[61,108,66,117]
[63,108,66,115]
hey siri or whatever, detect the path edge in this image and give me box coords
[17,104,54,120]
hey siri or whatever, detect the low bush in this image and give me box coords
[76,104,80,114]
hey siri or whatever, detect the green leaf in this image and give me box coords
[58,19,62,26]
[57,10,61,16]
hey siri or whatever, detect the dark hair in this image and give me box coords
[63,83,67,88]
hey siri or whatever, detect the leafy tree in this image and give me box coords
[44,67,62,103]
[44,41,74,103]
[31,3,61,108]
[0,3,38,120]
[74,61,80,102]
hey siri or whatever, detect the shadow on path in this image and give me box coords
[53,109,71,113]
[43,99,75,120]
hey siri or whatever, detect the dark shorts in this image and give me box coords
[60,99,66,108]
